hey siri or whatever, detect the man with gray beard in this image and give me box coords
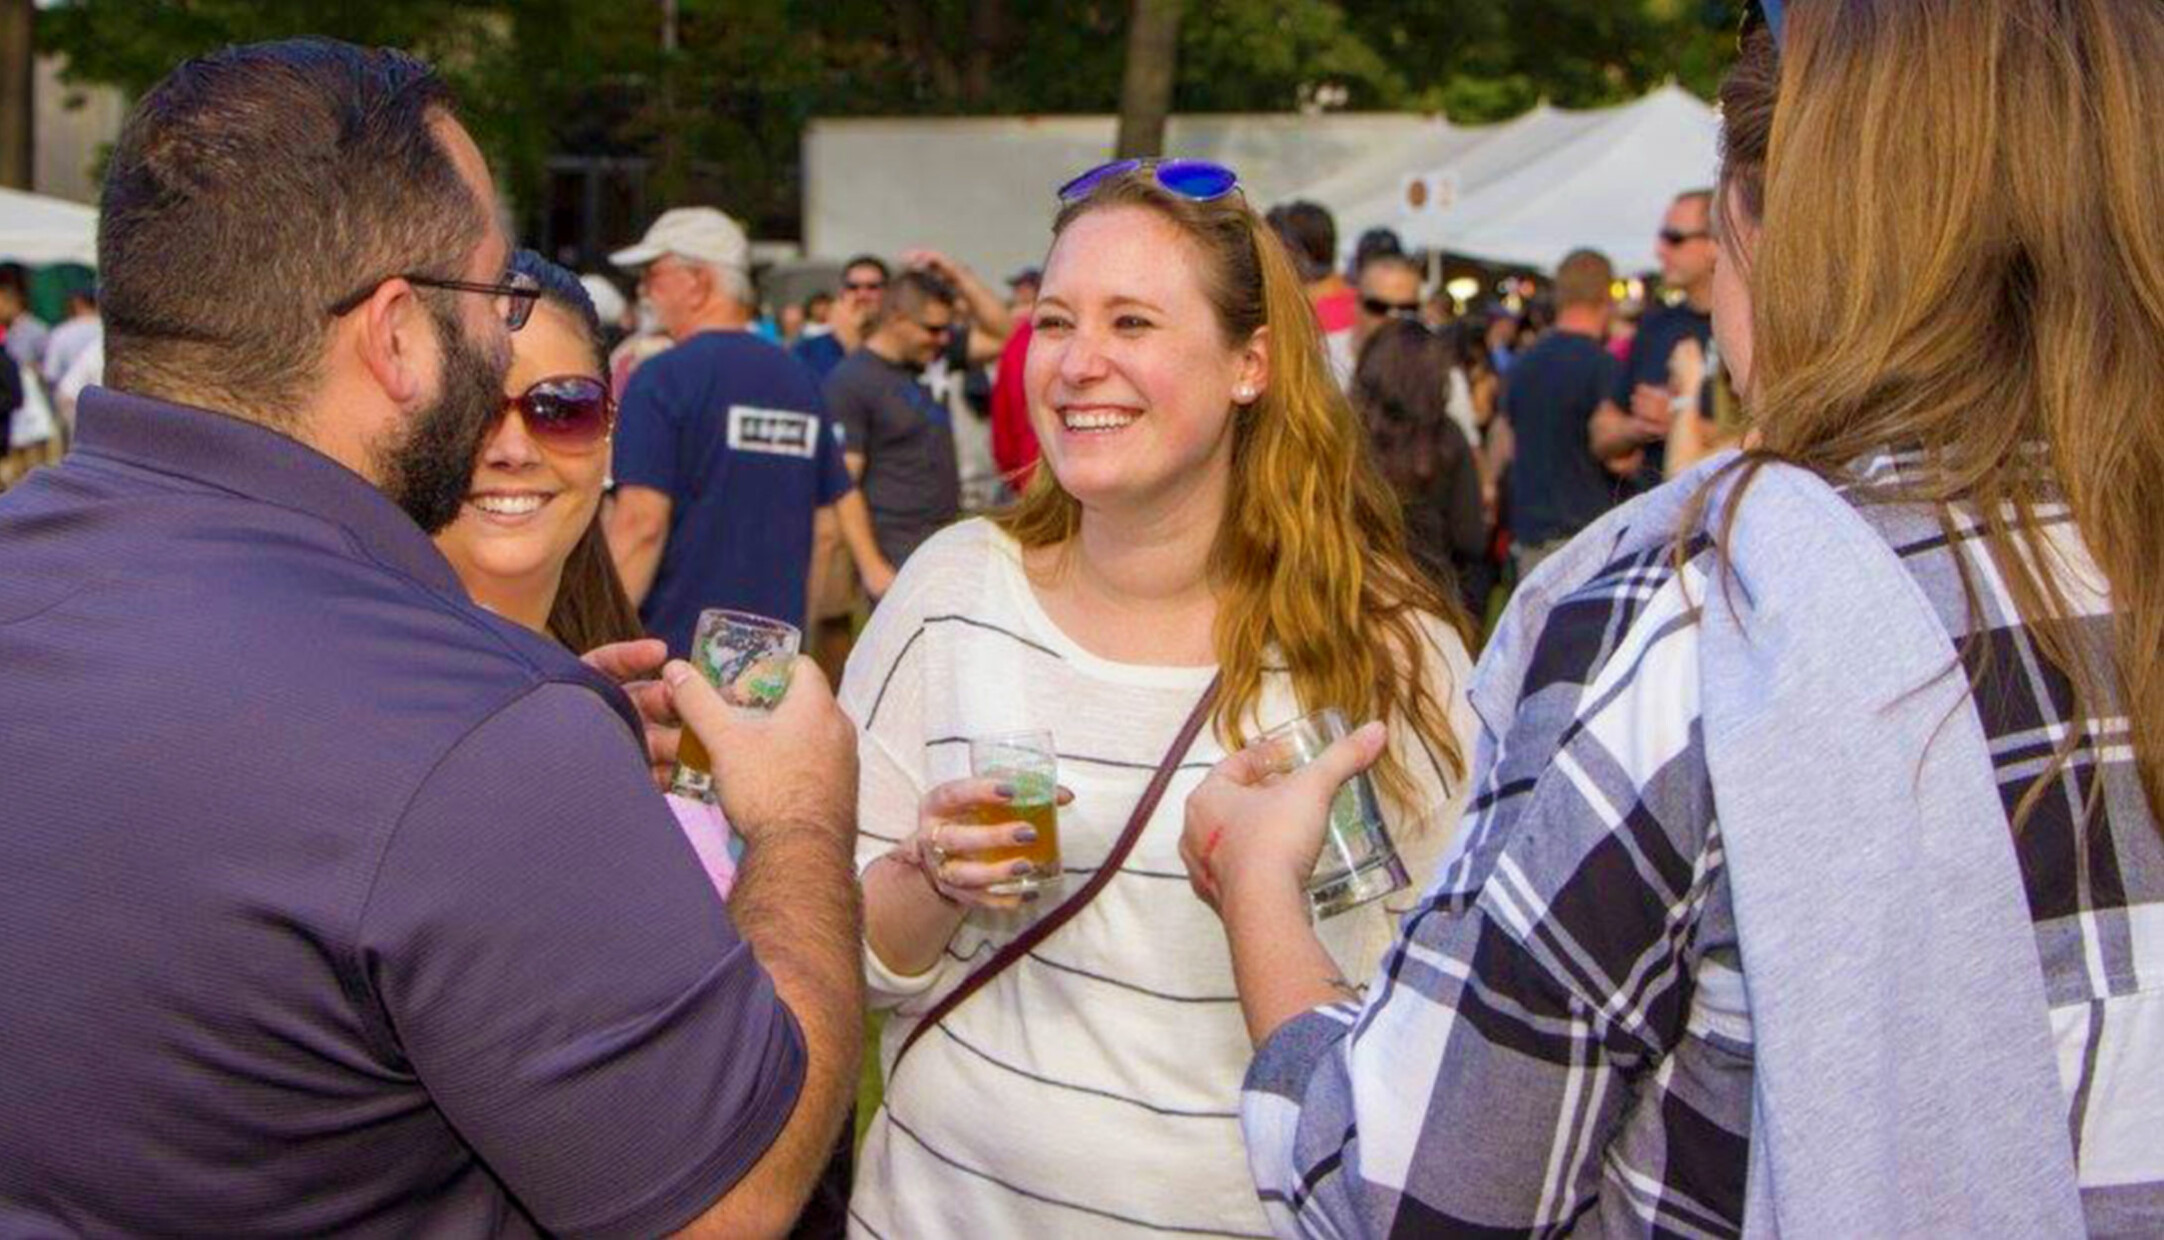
[0,38,863,1238]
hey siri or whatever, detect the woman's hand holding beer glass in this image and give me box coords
[1180,719,1390,913]
[906,775,1075,913]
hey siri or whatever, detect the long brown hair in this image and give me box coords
[548,517,644,652]
[995,171,1474,810]
[1352,318,1474,497]
[1714,0,2163,830]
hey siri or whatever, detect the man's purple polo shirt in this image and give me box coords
[0,390,804,1238]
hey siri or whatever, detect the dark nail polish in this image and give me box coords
[1010,860,1034,876]
[1014,827,1038,844]
[1022,889,1043,903]
[994,782,1017,800]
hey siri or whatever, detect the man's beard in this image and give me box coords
[376,299,510,534]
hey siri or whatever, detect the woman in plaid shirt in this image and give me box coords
[1184,1,2164,1235]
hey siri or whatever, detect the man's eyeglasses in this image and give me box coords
[1361,296,1423,320]
[843,279,887,294]
[1740,0,1786,52]
[1659,227,1711,247]
[497,374,614,447]
[914,318,954,339]
[327,270,542,331]
[1057,158,1241,205]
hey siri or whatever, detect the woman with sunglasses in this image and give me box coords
[1194,1,2162,1234]
[434,251,739,897]
[436,251,637,652]
[840,160,1478,1238]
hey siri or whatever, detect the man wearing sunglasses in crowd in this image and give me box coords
[819,270,966,594]
[793,253,890,384]
[1592,187,1719,487]
[1351,251,1427,362]
[0,39,866,1237]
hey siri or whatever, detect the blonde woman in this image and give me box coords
[840,161,1478,1237]
[1195,1,2163,1234]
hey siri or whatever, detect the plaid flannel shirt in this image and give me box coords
[1243,455,2163,1237]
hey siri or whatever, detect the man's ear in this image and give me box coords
[349,279,433,408]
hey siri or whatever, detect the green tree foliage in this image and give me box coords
[39,0,1738,240]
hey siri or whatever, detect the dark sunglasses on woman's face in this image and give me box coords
[497,374,615,448]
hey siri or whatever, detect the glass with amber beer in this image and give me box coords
[668,609,801,804]
[965,730,1062,895]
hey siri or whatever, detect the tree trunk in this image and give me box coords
[0,0,31,191]
[1113,0,1181,159]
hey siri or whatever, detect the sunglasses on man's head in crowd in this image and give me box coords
[1057,158,1242,205]
[497,374,615,448]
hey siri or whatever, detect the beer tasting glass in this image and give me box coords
[1246,708,1410,917]
[668,609,800,804]
[966,730,1062,896]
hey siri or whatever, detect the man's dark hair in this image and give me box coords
[98,38,486,423]
[1674,187,1716,219]
[877,270,954,325]
[1358,252,1422,286]
[1352,226,1405,276]
[1554,248,1616,309]
[804,291,833,313]
[1265,200,1338,281]
[842,254,891,282]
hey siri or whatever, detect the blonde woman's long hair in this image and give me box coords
[1716,0,2163,831]
[994,170,1475,811]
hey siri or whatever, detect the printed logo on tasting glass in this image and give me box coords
[727,406,820,458]
[700,634,792,708]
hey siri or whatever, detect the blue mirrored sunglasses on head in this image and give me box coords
[1741,0,1785,51]
[1057,158,1242,204]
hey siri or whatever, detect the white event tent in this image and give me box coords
[1294,84,1721,275]
[803,112,1439,282]
[0,186,99,266]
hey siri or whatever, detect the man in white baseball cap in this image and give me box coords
[605,207,889,675]
[610,205,749,268]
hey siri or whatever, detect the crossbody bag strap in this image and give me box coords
[888,672,1223,1076]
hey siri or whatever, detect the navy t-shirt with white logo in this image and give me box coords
[613,330,854,654]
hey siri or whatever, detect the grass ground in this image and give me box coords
[854,1013,887,1146]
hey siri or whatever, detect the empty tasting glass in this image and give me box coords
[668,609,800,804]
[1246,708,1410,918]
[966,730,1063,896]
